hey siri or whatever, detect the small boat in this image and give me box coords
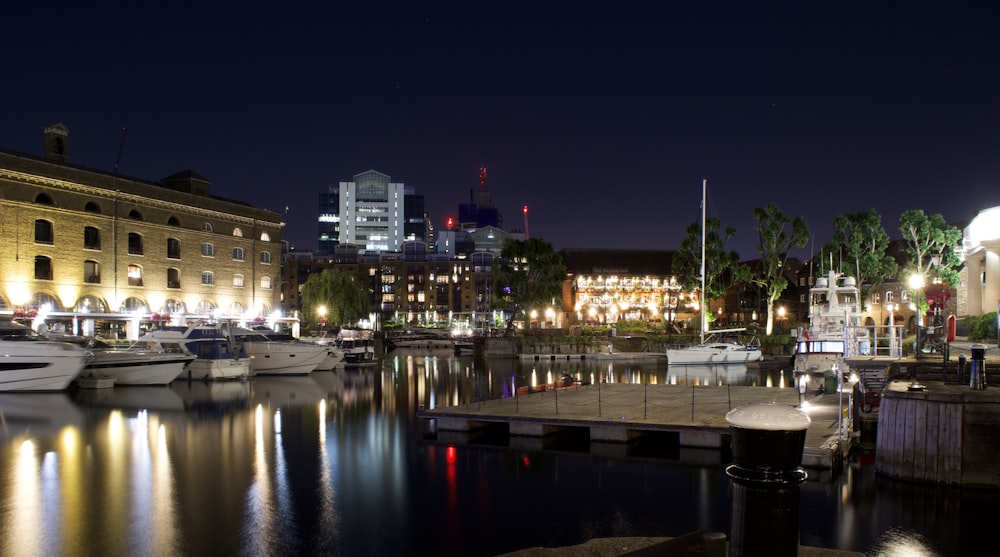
[666,180,762,367]
[49,335,196,386]
[0,318,90,391]
[338,328,378,367]
[386,331,454,351]
[230,326,329,376]
[300,331,346,370]
[667,331,762,365]
[140,322,250,381]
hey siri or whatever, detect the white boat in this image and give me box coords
[229,326,329,375]
[139,322,250,381]
[793,269,871,393]
[386,331,454,351]
[300,332,346,370]
[0,318,90,391]
[666,180,762,366]
[667,332,762,364]
[338,328,377,367]
[50,335,196,386]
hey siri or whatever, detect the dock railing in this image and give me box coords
[849,324,902,359]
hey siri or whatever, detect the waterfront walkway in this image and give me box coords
[419,380,847,472]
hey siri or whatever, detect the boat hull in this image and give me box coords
[245,341,329,376]
[0,342,88,391]
[84,352,196,385]
[186,358,251,381]
[667,347,762,365]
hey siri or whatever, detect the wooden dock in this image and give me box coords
[417,383,847,475]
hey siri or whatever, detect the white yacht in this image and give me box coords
[792,270,871,393]
[140,322,250,381]
[230,327,329,375]
[338,328,377,367]
[0,319,90,391]
[65,337,196,386]
[667,332,763,365]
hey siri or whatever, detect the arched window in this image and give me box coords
[195,300,216,315]
[260,232,270,242]
[127,264,143,286]
[233,274,245,288]
[201,243,215,257]
[35,193,53,204]
[128,209,143,220]
[85,201,101,213]
[35,219,54,244]
[33,292,60,311]
[261,276,272,289]
[84,260,101,283]
[233,227,243,237]
[167,268,181,289]
[203,222,214,233]
[260,251,272,264]
[35,255,53,280]
[167,216,180,226]
[167,238,181,259]
[75,295,107,313]
[232,247,245,261]
[163,299,185,314]
[229,302,245,316]
[201,271,215,285]
[121,297,146,313]
[128,232,143,255]
[84,226,101,250]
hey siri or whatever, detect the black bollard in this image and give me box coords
[958,354,967,383]
[970,345,987,390]
[725,403,810,557]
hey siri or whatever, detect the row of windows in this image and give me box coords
[34,195,273,241]
[33,256,273,289]
[35,221,272,262]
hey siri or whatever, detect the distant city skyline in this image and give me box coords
[4,4,1000,259]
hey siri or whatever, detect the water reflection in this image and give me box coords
[0,352,979,556]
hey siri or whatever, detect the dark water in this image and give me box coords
[0,352,990,556]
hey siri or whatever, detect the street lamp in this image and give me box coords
[909,273,925,357]
[317,305,328,334]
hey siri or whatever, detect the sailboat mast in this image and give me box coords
[701,178,707,344]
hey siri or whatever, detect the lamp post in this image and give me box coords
[317,305,327,335]
[887,303,897,357]
[909,273,925,358]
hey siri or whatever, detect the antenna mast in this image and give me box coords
[523,205,529,240]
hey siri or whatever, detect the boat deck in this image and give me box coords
[418,383,845,475]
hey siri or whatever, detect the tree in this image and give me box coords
[493,238,567,329]
[751,203,810,335]
[672,216,750,330]
[823,209,898,304]
[300,268,370,330]
[898,209,963,323]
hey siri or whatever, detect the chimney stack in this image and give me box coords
[43,123,70,162]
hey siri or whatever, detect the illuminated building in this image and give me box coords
[0,123,283,337]
[962,206,1000,317]
[317,169,426,255]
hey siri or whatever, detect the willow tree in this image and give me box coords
[751,203,810,335]
[300,268,370,329]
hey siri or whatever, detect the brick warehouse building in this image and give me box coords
[0,124,283,338]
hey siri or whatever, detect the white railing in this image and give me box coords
[846,325,903,359]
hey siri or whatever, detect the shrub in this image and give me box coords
[967,312,998,342]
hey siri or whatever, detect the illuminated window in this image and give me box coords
[233,274,245,288]
[127,264,143,286]
[84,260,100,283]
[233,227,243,238]
[260,232,270,242]
[35,219,53,244]
[261,276,272,289]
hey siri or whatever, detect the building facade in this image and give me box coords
[0,124,284,337]
[317,169,426,255]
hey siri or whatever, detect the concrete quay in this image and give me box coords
[418,381,847,475]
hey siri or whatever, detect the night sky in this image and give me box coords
[4,3,1000,259]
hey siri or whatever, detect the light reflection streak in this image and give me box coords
[8,440,41,556]
[315,400,340,547]
[244,404,275,556]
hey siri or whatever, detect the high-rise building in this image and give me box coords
[317,170,425,255]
